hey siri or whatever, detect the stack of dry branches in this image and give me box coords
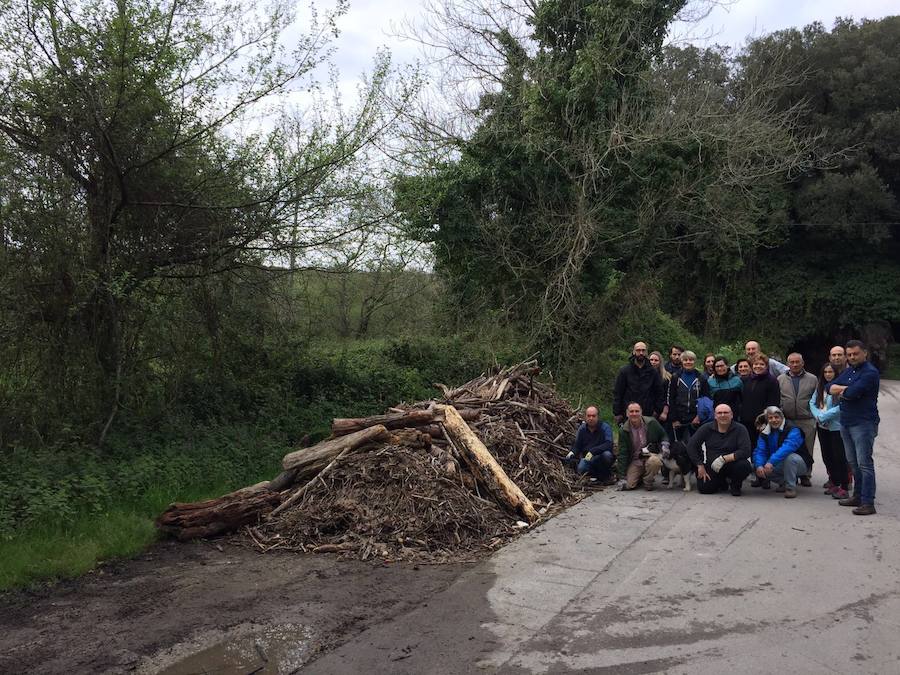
[157,360,588,562]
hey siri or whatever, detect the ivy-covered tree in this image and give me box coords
[395,0,815,351]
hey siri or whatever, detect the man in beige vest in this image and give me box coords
[777,353,818,484]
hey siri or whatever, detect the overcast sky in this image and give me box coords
[314,0,897,95]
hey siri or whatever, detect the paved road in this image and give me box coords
[310,380,900,674]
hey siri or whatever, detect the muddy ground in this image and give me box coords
[0,539,470,674]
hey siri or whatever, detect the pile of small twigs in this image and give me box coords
[249,360,585,562]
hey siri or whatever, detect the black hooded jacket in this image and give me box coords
[613,355,665,418]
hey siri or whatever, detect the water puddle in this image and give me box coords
[159,623,314,674]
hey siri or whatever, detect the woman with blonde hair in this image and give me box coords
[649,351,672,384]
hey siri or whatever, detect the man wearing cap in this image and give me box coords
[753,406,813,498]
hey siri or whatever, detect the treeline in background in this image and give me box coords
[0,0,898,587]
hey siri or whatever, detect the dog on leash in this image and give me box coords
[662,440,695,492]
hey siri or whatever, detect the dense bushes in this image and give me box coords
[0,336,523,540]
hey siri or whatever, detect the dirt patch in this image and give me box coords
[0,539,469,674]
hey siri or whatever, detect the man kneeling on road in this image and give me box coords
[616,402,669,490]
[565,406,615,483]
[753,406,811,499]
[687,404,753,496]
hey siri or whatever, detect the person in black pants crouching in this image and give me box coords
[686,403,753,496]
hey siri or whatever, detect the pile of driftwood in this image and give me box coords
[157,361,585,562]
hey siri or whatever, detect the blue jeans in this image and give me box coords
[841,422,878,505]
[575,450,615,480]
[771,453,809,490]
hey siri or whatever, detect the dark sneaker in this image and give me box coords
[839,496,861,507]
[750,478,764,488]
[799,476,812,487]
[852,504,876,516]
[775,484,786,493]
[730,485,742,497]
[784,488,797,499]
[823,480,833,489]
[832,487,849,500]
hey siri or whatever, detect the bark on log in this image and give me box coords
[331,408,480,436]
[331,410,435,436]
[156,485,282,541]
[267,468,299,493]
[282,424,392,475]
[390,429,432,450]
[437,405,539,522]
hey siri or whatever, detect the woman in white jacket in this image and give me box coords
[810,363,850,499]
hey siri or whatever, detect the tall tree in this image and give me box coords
[0,0,395,443]
[395,0,815,350]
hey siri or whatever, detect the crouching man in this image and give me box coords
[565,406,615,483]
[754,406,812,499]
[687,404,753,496]
[616,402,669,490]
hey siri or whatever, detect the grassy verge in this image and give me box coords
[0,335,527,592]
[0,508,157,590]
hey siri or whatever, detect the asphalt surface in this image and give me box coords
[309,380,900,674]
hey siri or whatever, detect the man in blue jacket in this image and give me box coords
[828,340,880,516]
[565,406,615,483]
[753,406,812,499]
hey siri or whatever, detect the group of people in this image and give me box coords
[565,339,881,515]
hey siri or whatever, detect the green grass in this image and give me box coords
[0,508,156,590]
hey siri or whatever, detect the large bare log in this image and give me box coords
[156,483,282,541]
[282,425,392,475]
[437,405,539,523]
[331,408,480,436]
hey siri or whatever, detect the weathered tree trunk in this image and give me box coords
[282,425,392,475]
[437,405,538,522]
[156,482,281,541]
[331,407,480,436]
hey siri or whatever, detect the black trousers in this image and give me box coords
[697,459,753,494]
[818,426,850,489]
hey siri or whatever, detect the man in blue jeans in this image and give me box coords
[828,340,880,516]
[565,406,615,483]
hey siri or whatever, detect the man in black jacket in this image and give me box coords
[687,404,753,496]
[613,341,666,424]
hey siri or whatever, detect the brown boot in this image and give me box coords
[852,504,876,516]
[839,496,861,507]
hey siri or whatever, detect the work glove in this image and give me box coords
[584,452,593,461]
[710,455,726,473]
[565,451,575,461]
